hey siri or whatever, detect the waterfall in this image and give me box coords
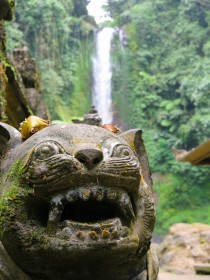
[92,27,115,124]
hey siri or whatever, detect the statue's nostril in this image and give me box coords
[75,149,103,168]
[93,157,101,165]
[77,156,88,164]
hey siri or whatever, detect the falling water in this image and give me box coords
[92,27,115,124]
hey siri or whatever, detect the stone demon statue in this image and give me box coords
[0,122,158,280]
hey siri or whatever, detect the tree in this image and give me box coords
[6,0,94,120]
[108,0,210,232]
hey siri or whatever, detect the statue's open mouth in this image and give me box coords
[29,186,136,242]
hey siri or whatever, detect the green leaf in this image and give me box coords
[160,119,172,127]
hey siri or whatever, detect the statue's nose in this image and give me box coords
[75,148,103,169]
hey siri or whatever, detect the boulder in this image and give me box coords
[0,7,49,128]
[12,47,49,119]
[157,223,210,274]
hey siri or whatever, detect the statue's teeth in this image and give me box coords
[48,187,134,241]
[81,189,91,201]
[89,231,98,240]
[76,231,85,240]
[121,226,130,237]
[51,195,63,206]
[62,227,72,238]
[106,189,118,200]
[101,229,110,239]
[66,191,78,203]
[93,188,104,201]
[118,193,135,221]
[111,230,119,240]
[48,204,63,230]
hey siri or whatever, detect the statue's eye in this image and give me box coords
[33,142,62,160]
[112,145,134,158]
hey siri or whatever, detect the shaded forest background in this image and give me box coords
[6,0,210,233]
[6,0,94,122]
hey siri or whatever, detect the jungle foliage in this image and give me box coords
[6,0,94,121]
[107,0,210,233]
[5,0,210,233]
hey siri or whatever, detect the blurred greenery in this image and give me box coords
[6,0,93,120]
[107,0,210,233]
[154,173,210,234]
[5,0,210,234]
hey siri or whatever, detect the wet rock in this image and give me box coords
[0,37,49,127]
[157,223,210,274]
[0,0,15,21]
[12,47,49,119]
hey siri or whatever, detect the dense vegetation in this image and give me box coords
[5,0,210,233]
[6,0,94,121]
[107,0,210,233]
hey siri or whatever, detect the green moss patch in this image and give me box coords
[0,160,31,231]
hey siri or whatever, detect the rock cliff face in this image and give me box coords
[0,0,48,128]
[157,223,210,274]
[0,0,15,21]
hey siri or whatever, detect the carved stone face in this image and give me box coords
[0,123,155,280]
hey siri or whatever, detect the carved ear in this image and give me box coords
[120,129,152,189]
[0,122,23,159]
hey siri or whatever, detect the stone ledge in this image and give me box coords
[194,263,210,275]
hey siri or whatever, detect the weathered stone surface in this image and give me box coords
[13,47,41,89]
[0,21,6,52]
[0,0,15,21]
[0,123,158,280]
[0,15,48,128]
[0,242,29,280]
[12,47,49,119]
[0,21,8,122]
[157,223,210,274]
[72,105,102,126]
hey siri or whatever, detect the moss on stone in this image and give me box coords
[7,160,25,181]
[0,29,18,122]
[0,160,31,231]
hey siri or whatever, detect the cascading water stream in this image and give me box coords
[92,27,115,124]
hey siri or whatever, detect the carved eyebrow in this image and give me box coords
[30,141,66,158]
[33,140,62,148]
[102,143,126,159]
[102,135,121,144]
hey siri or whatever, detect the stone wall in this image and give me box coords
[157,223,210,274]
[0,0,49,128]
